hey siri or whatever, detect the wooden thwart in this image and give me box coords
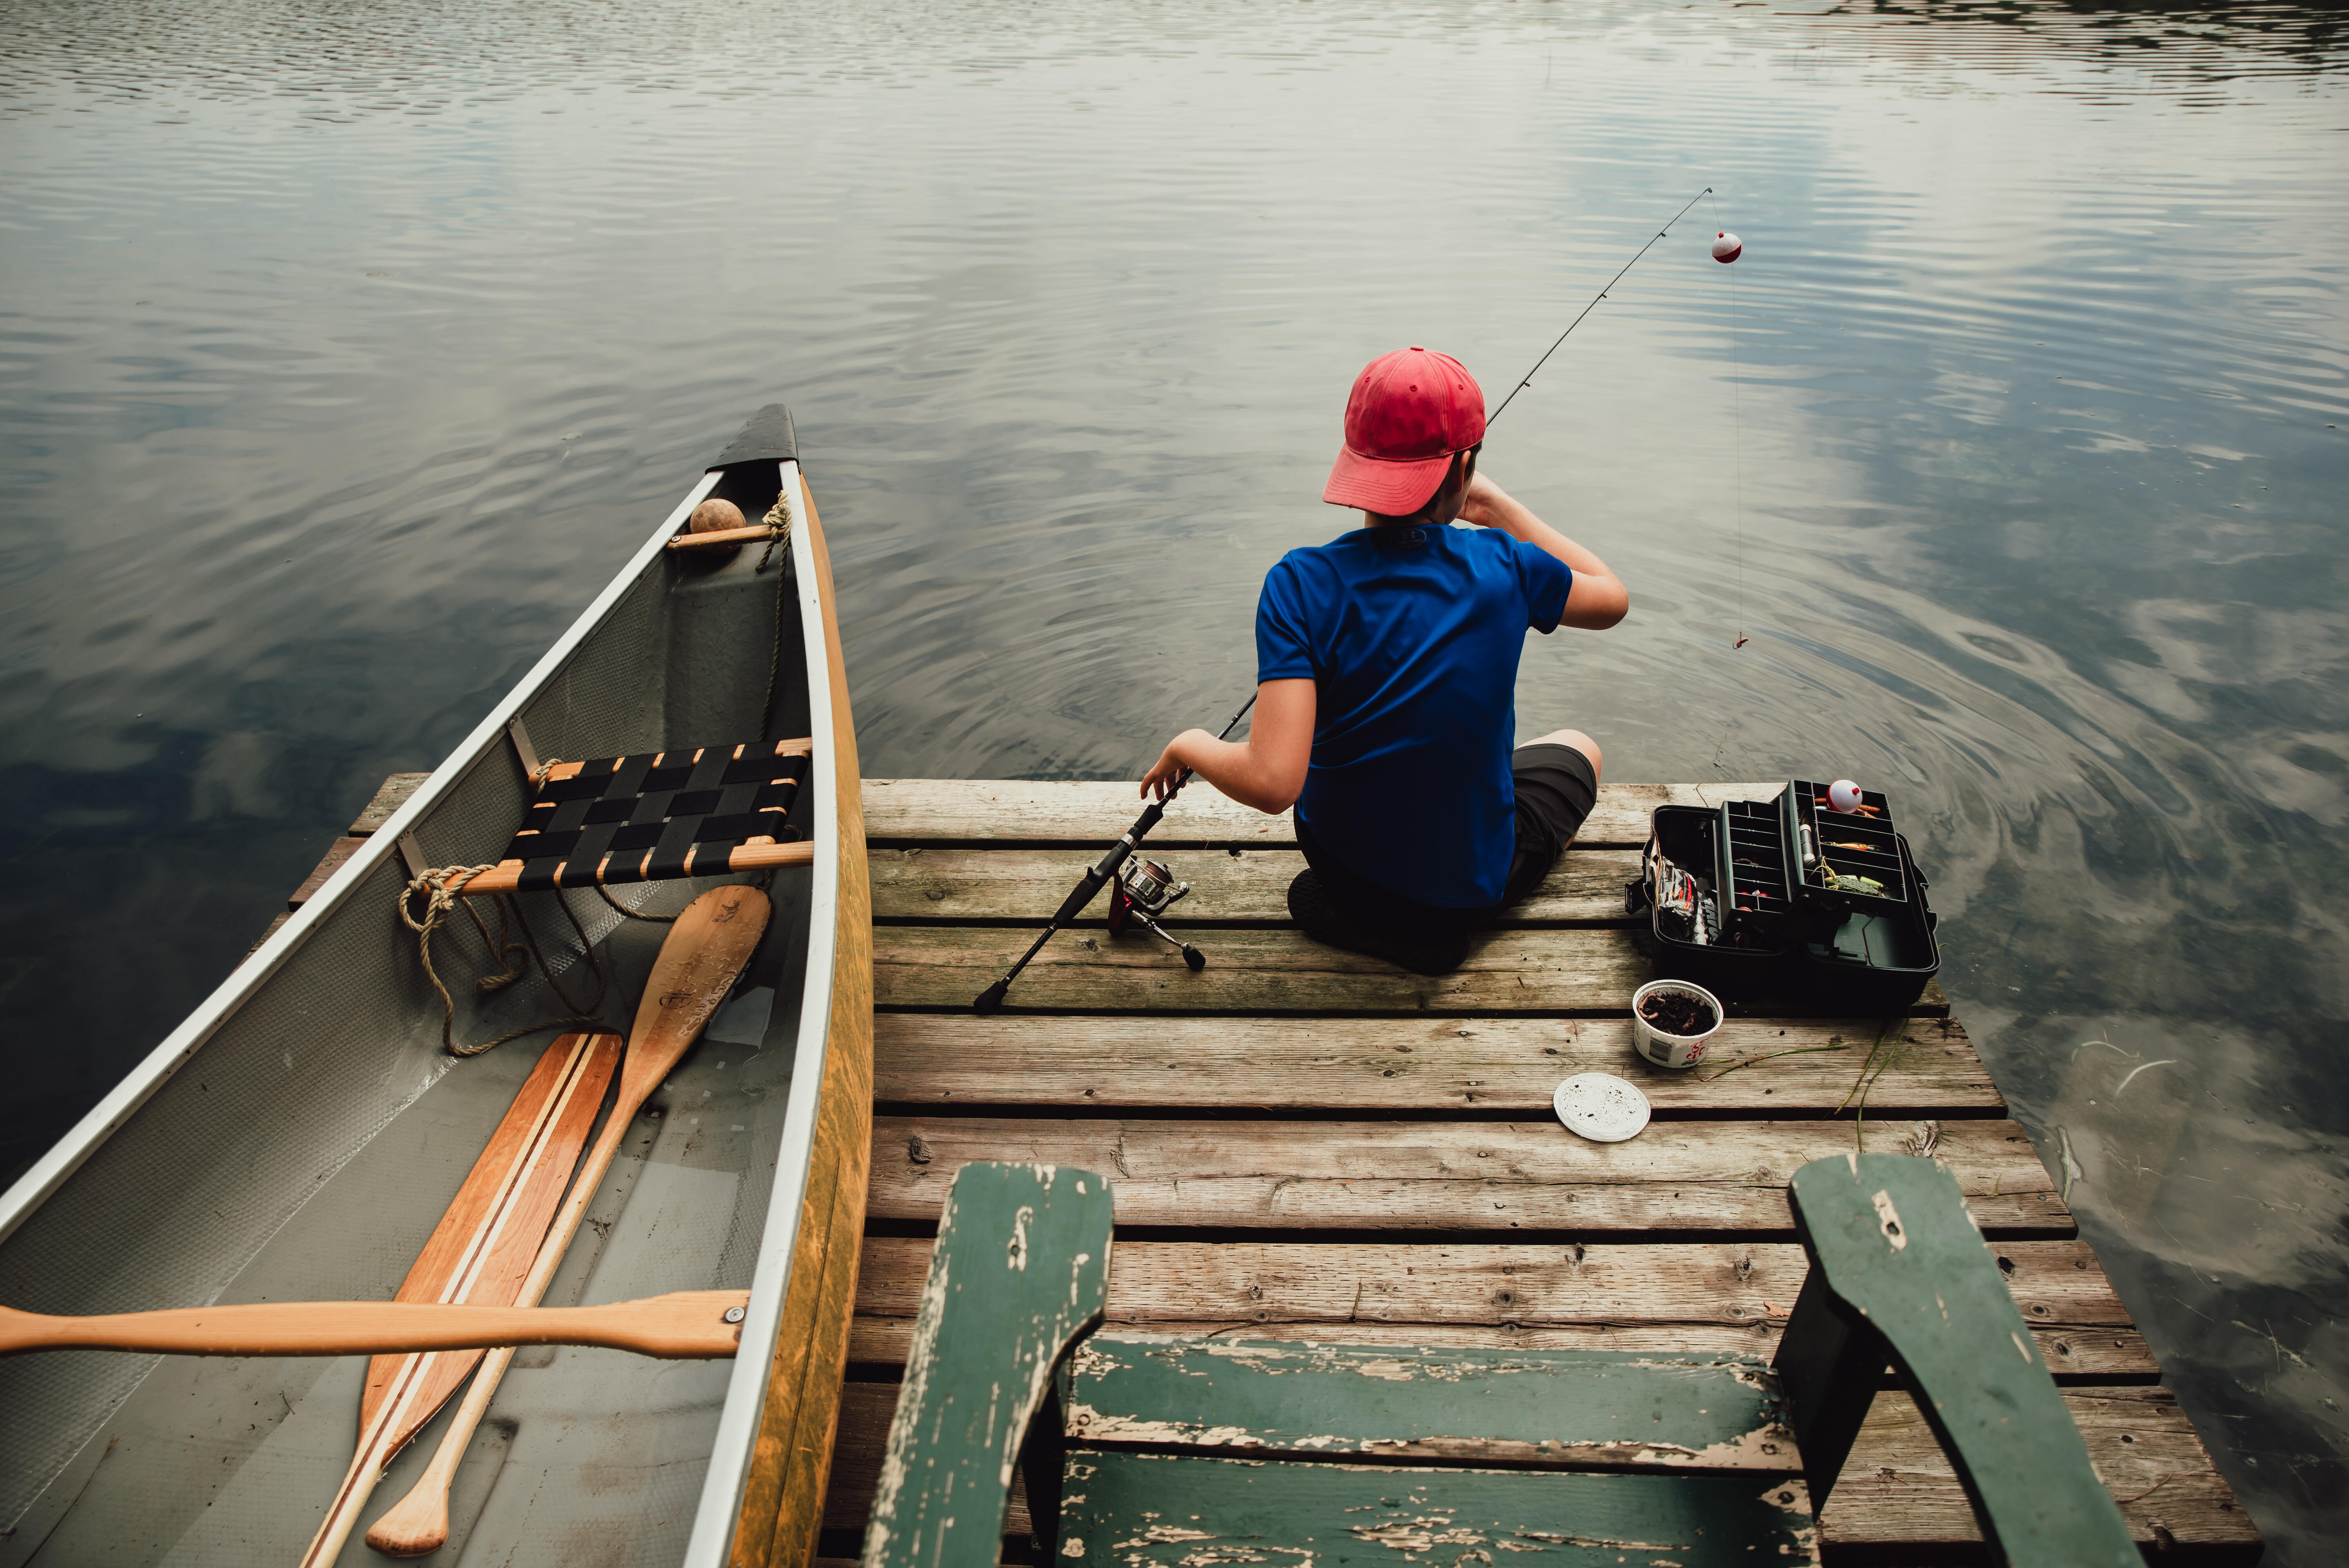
[874,1014,2002,1114]
[455,839,813,896]
[869,1115,2070,1235]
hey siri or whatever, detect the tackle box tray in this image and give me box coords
[1781,777,1910,916]
[1627,804,1799,1000]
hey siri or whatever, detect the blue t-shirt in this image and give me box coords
[1256,524,1573,908]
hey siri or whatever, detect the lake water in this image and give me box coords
[3,0,2344,1555]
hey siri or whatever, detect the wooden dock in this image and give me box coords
[305,773,2261,1563]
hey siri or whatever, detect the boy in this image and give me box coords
[1140,346,1628,973]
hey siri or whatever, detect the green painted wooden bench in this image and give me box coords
[860,1155,2137,1568]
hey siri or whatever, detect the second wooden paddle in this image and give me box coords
[295,1027,621,1568]
[367,881,772,1558]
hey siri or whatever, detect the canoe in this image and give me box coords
[0,405,872,1567]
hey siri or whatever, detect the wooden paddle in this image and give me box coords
[288,1029,620,1568]
[366,882,772,1558]
[0,1289,747,1359]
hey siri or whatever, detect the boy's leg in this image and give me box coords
[1500,731,1601,906]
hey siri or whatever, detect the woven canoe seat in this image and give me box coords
[493,738,813,893]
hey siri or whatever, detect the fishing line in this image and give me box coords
[1707,188,1749,652]
[1487,187,1715,427]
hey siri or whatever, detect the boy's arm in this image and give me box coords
[1140,678,1316,814]
[1459,474,1629,630]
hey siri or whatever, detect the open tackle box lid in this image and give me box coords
[1781,777,1910,915]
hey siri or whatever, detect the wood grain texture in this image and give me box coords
[861,778,1782,850]
[1817,1387,2259,1562]
[850,1313,2155,1381]
[853,1236,2130,1338]
[350,772,431,835]
[868,1116,2069,1236]
[877,924,1949,1018]
[873,1014,2002,1114]
[868,845,1642,925]
[732,474,878,1568]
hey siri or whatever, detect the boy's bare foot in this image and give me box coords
[1287,869,1472,977]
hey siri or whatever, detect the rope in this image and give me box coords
[400,865,611,1057]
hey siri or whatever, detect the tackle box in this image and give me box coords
[1629,783,1941,1012]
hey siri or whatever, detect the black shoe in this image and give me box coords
[1287,868,1472,977]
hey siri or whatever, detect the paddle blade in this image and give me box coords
[622,883,772,1092]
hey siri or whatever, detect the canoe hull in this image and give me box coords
[0,413,869,1568]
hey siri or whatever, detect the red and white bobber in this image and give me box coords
[1827,779,1865,813]
[1711,231,1742,264]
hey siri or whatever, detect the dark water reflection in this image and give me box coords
[4,0,2345,1554]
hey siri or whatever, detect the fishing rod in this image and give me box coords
[975,194,1731,1014]
[972,691,1258,1014]
[1486,187,1714,426]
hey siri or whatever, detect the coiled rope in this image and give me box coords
[399,864,611,1056]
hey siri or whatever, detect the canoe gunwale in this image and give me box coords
[685,462,857,1567]
[0,469,725,1250]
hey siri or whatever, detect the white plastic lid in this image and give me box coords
[1554,1073,1652,1143]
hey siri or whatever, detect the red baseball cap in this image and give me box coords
[1323,346,1487,513]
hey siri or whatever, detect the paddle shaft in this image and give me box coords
[296,1031,617,1568]
[365,883,771,1558]
[2,1290,747,1359]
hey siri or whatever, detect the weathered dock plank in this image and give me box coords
[853,1235,2128,1337]
[868,1115,2068,1236]
[876,924,1950,1016]
[1818,1385,2260,1563]
[874,1014,2002,1114]
[870,845,1642,924]
[862,777,1779,849]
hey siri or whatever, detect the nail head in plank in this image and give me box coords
[869,1116,2069,1236]
[873,1014,2003,1114]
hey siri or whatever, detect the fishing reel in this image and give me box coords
[1106,855,1205,971]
